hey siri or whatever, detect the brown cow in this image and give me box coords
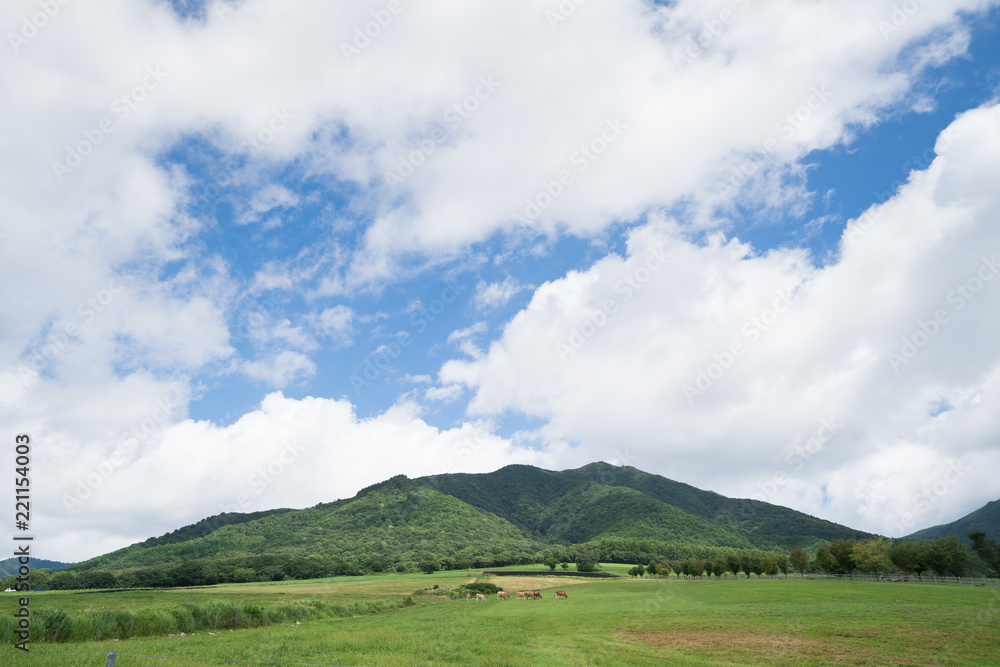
[516,591,527,599]
[466,593,471,601]
[528,590,541,599]
[475,593,487,602]
[497,591,509,600]
[554,590,568,598]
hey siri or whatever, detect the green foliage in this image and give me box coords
[760,556,775,577]
[967,531,1000,577]
[852,538,892,576]
[815,547,836,574]
[419,561,439,575]
[828,539,857,574]
[890,541,926,575]
[789,547,809,576]
[906,499,1000,543]
[461,582,502,595]
[926,536,969,577]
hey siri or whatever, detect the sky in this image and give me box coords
[2,0,1000,563]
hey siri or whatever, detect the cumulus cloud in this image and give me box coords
[45,392,554,560]
[441,103,1000,535]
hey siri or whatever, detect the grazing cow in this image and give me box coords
[475,593,487,602]
[497,591,509,600]
[528,590,541,599]
[516,591,527,600]
[554,590,568,599]
[466,593,471,601]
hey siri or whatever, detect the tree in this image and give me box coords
[575,556,598,573]
[760,556,775,577]
[635,563,645,577]
[712,560,726,578]
[852,538,892,576]
[646,561,660,577]
[560,562,570,571]
[544,557,559,571]
[739,554,753,579]
[776,554,789,578]
[828,539,857,574]
[968,531,1000,578]
[690,561,704,577]
[419,561,439,575]
[926,536,969,577]
[889,541,924,575]
[789,548,809,576]
[628,566,640,577]
[749,556,763,578]
[669,560,682,578]
[726,554,741,578]
[815,547,836,574]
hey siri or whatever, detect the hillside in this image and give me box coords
[905,499,1000,543]
[0,557,73,576]
[420,462,873,550]
[58,462,883,589]
[70,476,539,573]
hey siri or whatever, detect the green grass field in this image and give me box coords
[2,566,999,665]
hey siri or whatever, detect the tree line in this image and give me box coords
[6,531,997,591]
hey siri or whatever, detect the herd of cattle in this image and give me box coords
[466,590,568,601]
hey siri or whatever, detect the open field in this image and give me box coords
[2,567,999,665]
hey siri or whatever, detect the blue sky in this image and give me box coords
[3,0,1000,561]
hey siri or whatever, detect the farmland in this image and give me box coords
[2,565,999,665]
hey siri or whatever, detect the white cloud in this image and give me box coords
[424,384,464,404]
[244,351,316,387]
[44,392,554,561]
[474,277,529,310]
[314,305,354,348]
[440,103,1000,536]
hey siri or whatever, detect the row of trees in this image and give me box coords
[626,550,807,579]
[619,533,1000,580]
[8,532,997,592]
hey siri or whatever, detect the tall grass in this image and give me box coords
[19,596,412,644]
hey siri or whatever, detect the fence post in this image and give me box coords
[106,650,117,666]
[95,619,101,641]
[159,618,163,636]
[3,621,9,645]
[129,618,134,639]
[53,621,60,643]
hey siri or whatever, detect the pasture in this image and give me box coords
[2,566,998,665]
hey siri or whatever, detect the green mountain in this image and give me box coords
[905,499,1000,543]
[53,462,878,589]
[0,558,74,576]
[70,475,538,574]
[419,462,872,550]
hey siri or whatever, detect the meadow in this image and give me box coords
[2,565,998,666]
